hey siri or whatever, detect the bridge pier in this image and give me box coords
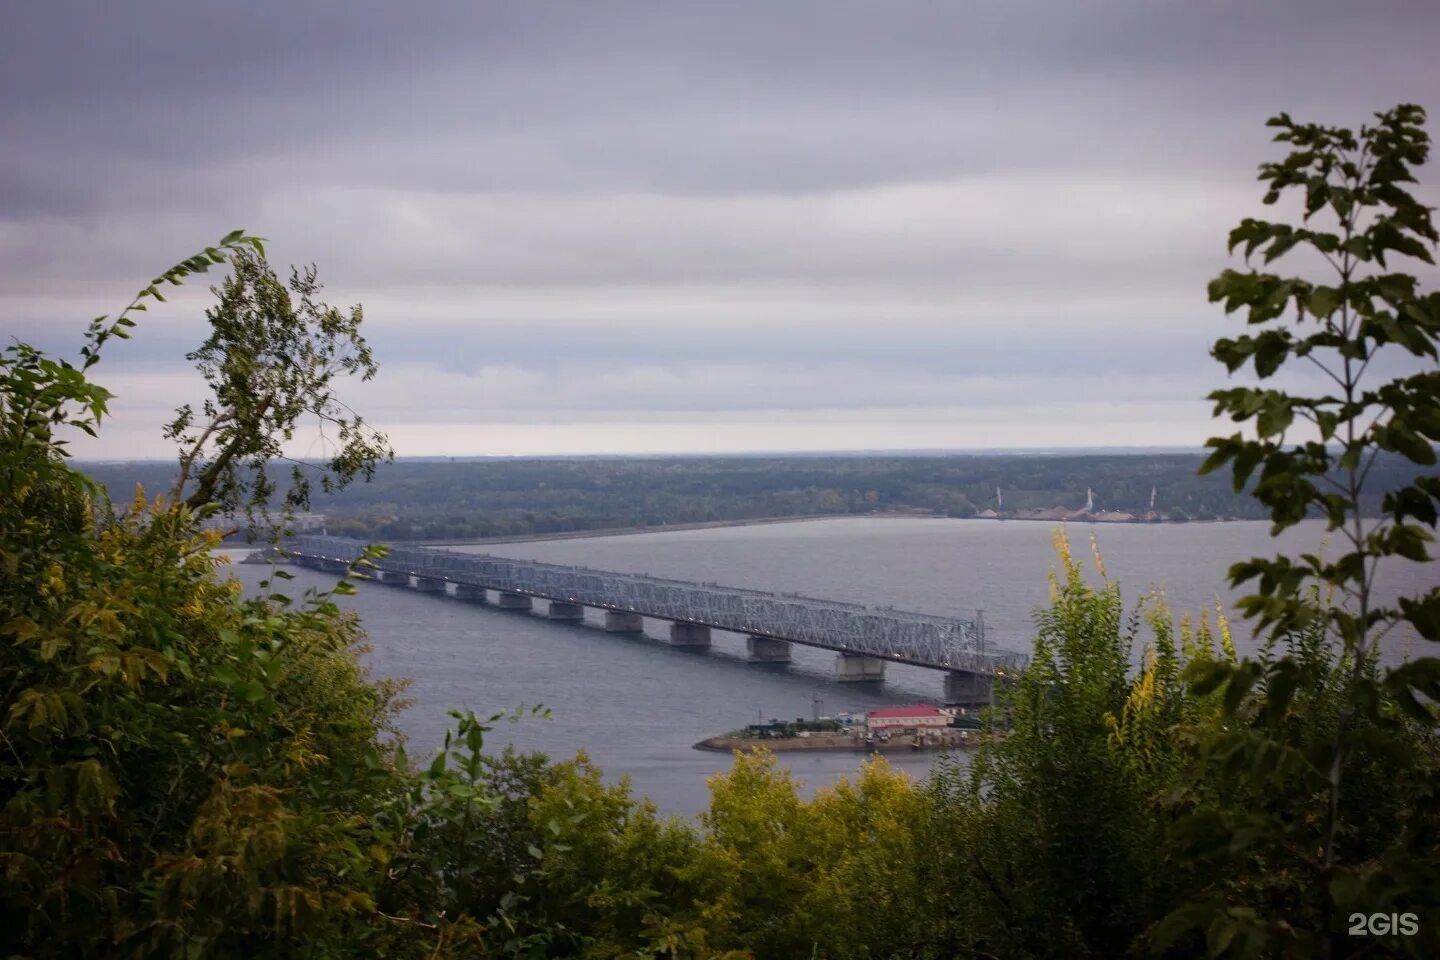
[375,569,409,585]
[835,653,886,682]
[454,584,488,602]
[944,671,993,708]
[319,558,350,574]
[605,611,644,633]
[548,600,584,621]
[746,636,792,662]
[412,577,446,592]
[496,592,533,611]
[668,623,711,647]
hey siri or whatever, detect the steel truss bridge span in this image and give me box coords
[285,535,1027,678]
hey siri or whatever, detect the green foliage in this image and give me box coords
[1153,599,1439,958]
[689,751,946,959]
[1202,103,1438,646]
[1,236,410,956]
[1173,103,1440,956]
[6,105,1438,960]
[1,232,259,529]
[165,249,394,536]
[925,533,1232,958]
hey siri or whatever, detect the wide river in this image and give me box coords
[224,517,1433,816]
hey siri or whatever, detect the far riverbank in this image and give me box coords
[416,509,1235,547]
[415,513,863,546]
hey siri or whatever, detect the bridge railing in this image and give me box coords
[287,535,1027,674]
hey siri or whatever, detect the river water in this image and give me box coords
[223,517,1434,816]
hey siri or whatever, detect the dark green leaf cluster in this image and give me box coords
[1,237,412,956]
[1202,103,1438,645]
[1171,104,1440,956]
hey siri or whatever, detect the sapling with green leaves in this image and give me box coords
[165,249,393,535]
[1164,104,1440,957]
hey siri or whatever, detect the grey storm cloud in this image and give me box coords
[3,0,1438,456]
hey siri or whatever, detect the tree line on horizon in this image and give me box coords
[79,451,1422,541]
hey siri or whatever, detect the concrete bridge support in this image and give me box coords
[496,592,533,611]
[319,558,350,574]
[944,671,993,708]
[835,653,886,682]
[375,569,409,585]
[747,636,793,662]
[668,623,712,647]
[548,600,584,621]
[412,577,446,593]
[454,584,488,602]
[605,611,644,633]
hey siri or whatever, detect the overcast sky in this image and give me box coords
[4,1,1438,458]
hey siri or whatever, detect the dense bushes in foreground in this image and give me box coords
[5,103,1440,957]
[3,486,1434,958]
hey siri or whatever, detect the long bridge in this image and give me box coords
[279,535,1028,706]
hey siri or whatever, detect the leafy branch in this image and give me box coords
[1173,103,1440,956]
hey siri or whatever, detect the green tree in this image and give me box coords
[690,749,941,959]
[1167,103,1440,956]
[166,249,393,533]
[1,234,415,957]
[928,532,1224,959]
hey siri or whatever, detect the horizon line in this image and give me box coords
[76,444,1213,464]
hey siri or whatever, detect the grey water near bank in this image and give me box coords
[224,517,1434,816]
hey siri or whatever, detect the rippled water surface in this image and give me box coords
[224,517,1435,815]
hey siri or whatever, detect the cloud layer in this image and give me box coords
[4,1,1438,456]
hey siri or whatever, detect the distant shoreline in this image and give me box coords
[414,513,863,546]
[414,510,1236,547]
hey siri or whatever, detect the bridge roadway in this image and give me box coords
[282,535,1027,705]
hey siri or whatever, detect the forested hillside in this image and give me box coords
[80,452,1422,540]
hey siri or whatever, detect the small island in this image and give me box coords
[695,704,986,753]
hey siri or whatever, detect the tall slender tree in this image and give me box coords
[1167,103,1440,957]
[166,249,393,532]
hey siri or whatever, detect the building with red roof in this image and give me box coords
[865,704,950,733]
